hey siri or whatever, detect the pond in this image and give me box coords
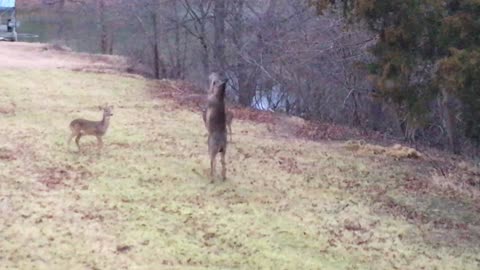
[15,10,101,53]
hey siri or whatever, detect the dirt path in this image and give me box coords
[0,42,129,72]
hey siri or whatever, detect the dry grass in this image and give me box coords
[0,69,479,269]
[429,161,480,201]
[0,42,143,76]
[344,140,423,159]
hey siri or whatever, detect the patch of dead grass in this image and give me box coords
[344,140,422,159]
[430,168,480,202]
[0,146,16,161]
[37,165,93,190]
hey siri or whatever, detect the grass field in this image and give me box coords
[1,68,479,269]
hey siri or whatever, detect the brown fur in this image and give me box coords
[203,109,233,142]
[68,105,113,152]
[205,73,228,181]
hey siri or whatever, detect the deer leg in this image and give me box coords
[202,111,207,129]
[220,150,226,181]
[67,133,76,149]
[210,151,217,183]
[75,134,82,152]
[228,124,233,143]
[96,136,103,150]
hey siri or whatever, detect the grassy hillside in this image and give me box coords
[0,69,479,269]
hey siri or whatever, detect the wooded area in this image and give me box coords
[21,0,480,155]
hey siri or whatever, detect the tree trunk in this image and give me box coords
[107,31,113,54]
[388,104,405,137]
[56,0,66,39]
[151,12,166,79]
[238,67,254,106]
[199,35,210,76]
[99,0,109,54]
[213,0,226,71]
[441,88,461,154]
[197,15,209,76]
[231,0,256,107]
[173,21,182,78]
[368,100,383,131]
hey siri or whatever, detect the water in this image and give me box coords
[15,10,101,53]
[14,11,57,43]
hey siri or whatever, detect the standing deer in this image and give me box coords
[202,109,233,142]
[68,104,113,152]
[205,73,228,181]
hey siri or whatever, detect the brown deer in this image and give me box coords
[202,109,233,142]
[68,104,113,152]
[205,73,228,181]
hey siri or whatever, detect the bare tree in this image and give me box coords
[98,0,111,54]
[213,0,226,71]
[180,0,214,76]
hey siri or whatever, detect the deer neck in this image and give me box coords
[101,114,111,130]
[215,86,226,100]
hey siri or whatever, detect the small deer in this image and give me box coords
[68,104,113,152]
[202,109,233,142]
[205,73,228,181]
